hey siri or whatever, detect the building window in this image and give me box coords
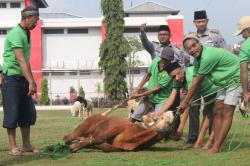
[10,2,21,8]
[69,72,78,76]
[51,72,65,76]
[67,28,88,34]
[0,29,7,35]
[79,71,90,75]
[0,3,7,8]
[124,27,159,33]
[124,27,139,33]
[43,29,64,34]
[131,69,141,74]
[43,72,49,76]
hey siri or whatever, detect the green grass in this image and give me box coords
[0,109,249,166]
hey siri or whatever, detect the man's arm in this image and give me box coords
[139,23,155,58]
[14,49,37,96]
[131,85,161,99]
[179,75,204,112]
[134,73,150,94]
[157,88,178,115]
[240,63,250,102]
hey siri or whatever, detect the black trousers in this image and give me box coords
[188,93,217,142]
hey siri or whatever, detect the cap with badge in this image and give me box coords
[234,16,250,36]
[160,47,174,61]
[183,32,199,44]
[21,6,39,17]
[194,10,207,20]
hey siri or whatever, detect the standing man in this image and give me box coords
[140,23,190,67]
[192,10,227,48]
[186,10,228,144]
[179,34,241,154]
[2,7,40,155]
[234,16,250,105]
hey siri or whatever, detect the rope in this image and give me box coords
[40,142,72,160]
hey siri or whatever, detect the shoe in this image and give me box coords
[9,148,23,156]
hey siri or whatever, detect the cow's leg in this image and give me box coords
[70,137,90,152]
[95,143,122,152]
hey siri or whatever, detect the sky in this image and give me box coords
[40,0,250,45]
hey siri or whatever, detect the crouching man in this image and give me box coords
[129,47,180,123]
[179,33,241,154]
[164,62,218,148]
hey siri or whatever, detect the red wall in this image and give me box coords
[30,20,43,96]
[25,0,43,96]
[167,18,184,48]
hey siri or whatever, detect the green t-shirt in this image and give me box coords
[193,46,240,87]
[184,66,219,96]
[239,37,250,64]
[3,24,31,76]
[147,58,180,104]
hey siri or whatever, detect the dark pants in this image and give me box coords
[188,93,217,143]
[2,75,36,128]
[188,103,200,143]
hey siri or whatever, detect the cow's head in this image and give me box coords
[154,111,174,132]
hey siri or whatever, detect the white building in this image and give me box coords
[0,0,184,101]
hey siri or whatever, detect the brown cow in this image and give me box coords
[63,107,176,152]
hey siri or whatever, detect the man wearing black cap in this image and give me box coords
[129,47,181,122]
[192,10,227,48]
[140,23,190,67]
[184,10,228,145]
[1,6,40,155]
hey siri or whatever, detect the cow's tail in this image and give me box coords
[101,99,129,116]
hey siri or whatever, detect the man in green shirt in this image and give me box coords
[130,47,180,122]
[1,7,39,155]
[179,33,241,154]
[234,16,250,105]
[165,62,218,148]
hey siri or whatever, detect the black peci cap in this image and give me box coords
[194,10,207,20]
[165,62,180,74]
[158,25,170,32]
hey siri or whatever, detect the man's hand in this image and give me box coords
[129,94,141,100]
[140,23,146,33]
[28,81,37,96]
[178,100,189,113]
[244,93,250,103]
[0,73,4,88]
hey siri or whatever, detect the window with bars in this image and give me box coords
[0,29,7,35]
[67,28,88,34]
[0,3,7,8]
[43,29,64,34]
[10,2,21,8]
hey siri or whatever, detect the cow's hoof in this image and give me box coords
[70,143,79,153]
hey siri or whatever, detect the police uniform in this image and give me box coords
[196,28,227,48]
[140,31,190,67]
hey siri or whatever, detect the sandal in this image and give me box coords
[9,148,23,156]
[21,146,40,154]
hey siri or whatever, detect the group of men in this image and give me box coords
[129,10,250,154]
[1,6,250,156]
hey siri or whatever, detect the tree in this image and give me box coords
[40,79,50,105]
[79,86,85,98]
[126,36,144,95]
[99,0,129,99]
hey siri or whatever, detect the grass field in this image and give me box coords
[0,108,249,166]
